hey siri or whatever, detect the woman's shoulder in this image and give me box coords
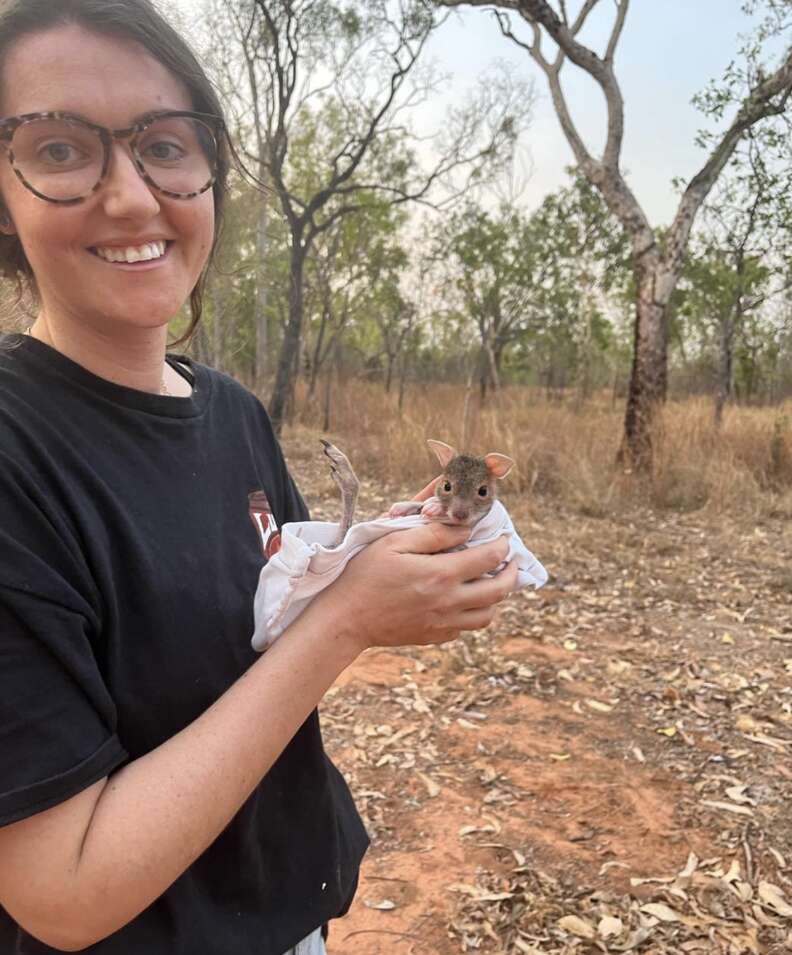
[175,354,276,423]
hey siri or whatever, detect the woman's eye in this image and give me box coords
[40,142,83,164]
[143,140,185,162]
[443,482,452,493]
[478,486,488,497]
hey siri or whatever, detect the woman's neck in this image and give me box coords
[28,314,191,397]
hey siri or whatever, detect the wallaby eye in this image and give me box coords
[478,486,488,497]
[443,481,452,493]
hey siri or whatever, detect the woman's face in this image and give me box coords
[0,25,215,337]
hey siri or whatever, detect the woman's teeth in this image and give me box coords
[94,241,167,263]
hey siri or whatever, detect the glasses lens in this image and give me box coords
[137,116,217,196]
[12,117,104,201]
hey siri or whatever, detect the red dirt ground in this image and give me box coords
[284,439,792,954]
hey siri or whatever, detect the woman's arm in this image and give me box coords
[0,522,516,952]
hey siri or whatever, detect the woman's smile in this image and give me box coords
[88,240,174,268]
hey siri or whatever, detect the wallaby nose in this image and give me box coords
[451,508,470,523]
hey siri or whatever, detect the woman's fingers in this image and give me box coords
[320,521,519,653]
[449,607,497,631]
[389,520,471,555]
[450,558,519,610]
[440,534,512,579]
[428,573,517,634]
[411,476,440,503]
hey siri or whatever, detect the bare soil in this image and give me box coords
[283,436,792,954]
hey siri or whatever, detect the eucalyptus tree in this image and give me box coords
[523,174,629,401]
[206,0,532,432]
[438,175,627,401]
[434,0,792,469]
[682,124,792,424]
[439,202,536,401]
[302,192,409,399]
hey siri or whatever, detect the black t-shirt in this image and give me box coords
[0,333,368,954]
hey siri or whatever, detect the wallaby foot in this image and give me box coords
[419,496,447,520]
[387,500,424,519]
[388,495,447,521]
[320,439,359,546]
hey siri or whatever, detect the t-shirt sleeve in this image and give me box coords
[0,459,127,827]
[282,465,310,523]
[244,391,311,525]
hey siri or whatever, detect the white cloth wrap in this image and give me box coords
[251,499,547,652]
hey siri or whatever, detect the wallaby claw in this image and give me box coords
[320,439,360,547]
[321,440,357,491]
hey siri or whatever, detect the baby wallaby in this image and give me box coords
[320,438,514,547]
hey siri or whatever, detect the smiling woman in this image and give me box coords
[0,7,231,357]
[0,3,518,954]
[0,1,365,953]
[0,26,219,382]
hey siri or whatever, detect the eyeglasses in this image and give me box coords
[0,109,224,204]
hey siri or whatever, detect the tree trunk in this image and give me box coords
[485,339,501,398]
[308,304,329,399]
[714,310,736,427]
[618,258,669,470]
[574,304,593,410]
[269,240,307,434]
[322,341,337,433]
[478,346,490,403]
[397,355,408,413]
[210,281,225,373]
[461,358,477,447]
[253,172,269,391]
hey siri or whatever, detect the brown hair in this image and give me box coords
[0,0,231,345]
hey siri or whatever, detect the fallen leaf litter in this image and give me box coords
[284,437,792,954]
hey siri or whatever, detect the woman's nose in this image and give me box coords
[99,142,161,220]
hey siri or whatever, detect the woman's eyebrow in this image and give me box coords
[129,108,186,122]
[40,108,184,125]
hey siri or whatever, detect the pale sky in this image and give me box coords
[172,1,780,227]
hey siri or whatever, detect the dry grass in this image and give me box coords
[289,379,792,519]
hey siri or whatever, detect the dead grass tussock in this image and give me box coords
[653,399,792,515]
[291,381,792,518]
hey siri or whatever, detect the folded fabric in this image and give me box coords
[251,500,547,652]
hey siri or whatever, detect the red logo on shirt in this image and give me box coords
[248,490,281,559]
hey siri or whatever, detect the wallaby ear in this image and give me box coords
[484,453,514,479]
[427,439,458,469]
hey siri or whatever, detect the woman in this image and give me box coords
[0,1,517,953]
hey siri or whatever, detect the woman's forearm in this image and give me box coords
[3,524,510,952]
[65,605,360,948]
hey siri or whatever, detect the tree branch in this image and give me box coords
[605,0,628,64]
[667,43,792,277]
[569,0,601,37]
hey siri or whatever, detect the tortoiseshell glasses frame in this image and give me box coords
[0,109,225,205]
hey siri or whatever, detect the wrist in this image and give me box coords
[290,592,368,667]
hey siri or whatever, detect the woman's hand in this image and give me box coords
[309,522,519,657]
